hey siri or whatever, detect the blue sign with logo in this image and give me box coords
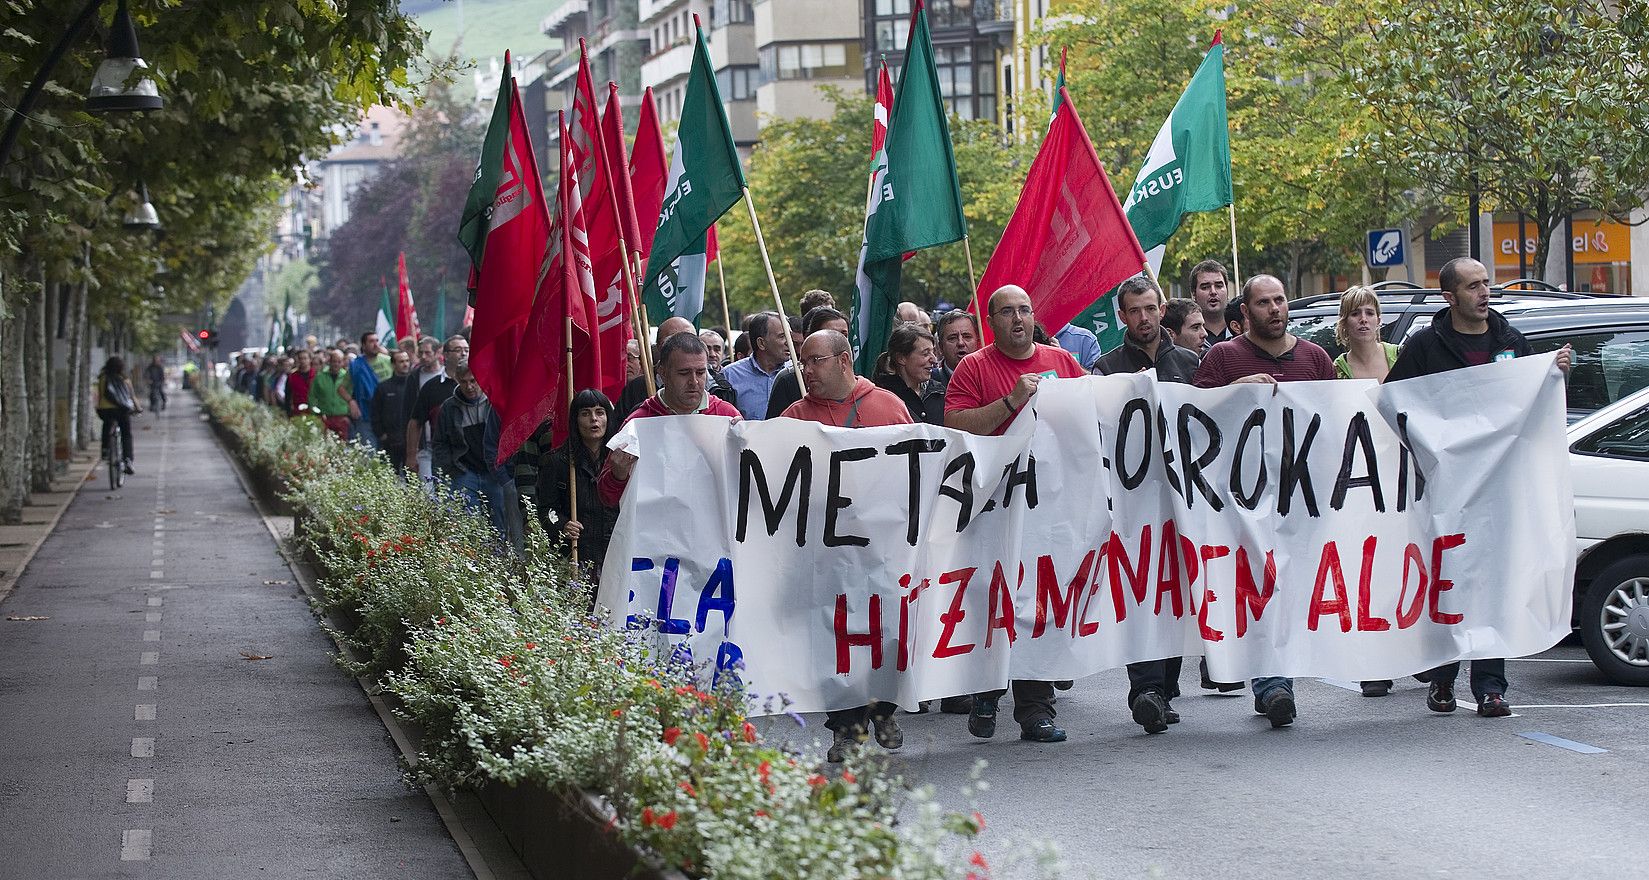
[1366,228,1406,268]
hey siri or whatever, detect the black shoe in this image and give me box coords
[1261,690,1296,728]
[122,461,135,475]
[1360,680,1392,697]
[1019,719,1067,743]
[1477,693,1512,718]
[1427,681,1457,713]
[1131,691,1169,734]
[1052,679,1074,690]
[1165,702,1181,724]
[873,715,904,749]
[827,727,865,763]
[968,697,998,739]
[1200,658,1245,692]
[938,696,973,715]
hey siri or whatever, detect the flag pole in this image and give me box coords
[741,186,806,396]
[962,235,982,322]
[587,83,657,399]
[564,313,580,569]
[1227,203,1241,291]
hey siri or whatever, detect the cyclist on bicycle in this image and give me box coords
[144,356,166,411]
[97,356,140,475]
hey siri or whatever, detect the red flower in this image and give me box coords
[523,642,537,650]
[693,732,709,752]
[757,760,771,782]
[641,807,655,827]
[611,708,623,718]
[656,810,678,830]
[807,774,826,788]
[498,656,513,668]
[842,771,857,784]
[970,852,989,869]
[972,811,986,831]
[678,781,696,797]
[742,721,757,743]
[754,809,768,819]
[663,727,682,746]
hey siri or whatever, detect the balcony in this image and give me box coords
[641,40,695,89]
[541,0,590,36]
[974,0,1014,34]
[638,0,686,25]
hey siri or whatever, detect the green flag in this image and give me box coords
[376,282,395,346]
[458,53,515,282]
[1121,31,1232,264]
[852,2,968,375]
[280,292,294,351]
[640,24,746,326]
[1070,32,1230,353]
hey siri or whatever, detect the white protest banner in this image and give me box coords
[597,354,1574,713]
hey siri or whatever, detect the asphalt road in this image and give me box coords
[0,401,471,879]
[768,643,1647,879]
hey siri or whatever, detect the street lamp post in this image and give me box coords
[0,0,164,169]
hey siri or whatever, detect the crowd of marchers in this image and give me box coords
[215,255,1572,765]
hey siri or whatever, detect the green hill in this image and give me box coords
[409,0,560,72]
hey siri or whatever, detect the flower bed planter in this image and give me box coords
[477,780,681,880]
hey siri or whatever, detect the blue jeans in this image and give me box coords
[351,417,377,449]
[1252,676,1294,705]
[450,470,493,513]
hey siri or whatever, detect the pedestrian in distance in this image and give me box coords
[1162,298,1207,355]
[407,335,467,482]
[285,349,316,417]
[780,328,915,762]
[348,331,390,448]
[1385,257,1571,718]
[945,283,1087,744]
[1093,275,1203,734]
[1194,273,1337,728]
[96,356,139,475]
[144,356,167,411]
[933,309,979,383]
[370,349,412,470]
[537,389,621,583]
[309,348,357,441]
[723,311,790,421]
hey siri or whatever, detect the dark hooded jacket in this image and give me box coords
[1386,306,1530,382]
[1093,328,1201,384]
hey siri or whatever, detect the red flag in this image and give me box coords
[395,253,422,343]
[601,82,643,258]
[467,75,552,414]
[872,60,893,156]
[976,86,1146,341]
[630,86,669,259]
[706,222,719,263]
[497,113,601,464]
[573,44,629,402]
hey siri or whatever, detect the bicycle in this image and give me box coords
[148,383,166,412]
[106,418,126,491]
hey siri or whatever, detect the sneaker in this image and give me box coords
[873,715,904,750]
[968,696,998,739]
[1200,658,1245,693]
[1019,719,1067,743]
[938,696,973,715]
[1260,689,1296,728]
[1131,691,1170,734]
[1164,703,1181,724]
[1053,679,1074,690]
[122,461,135,475]
[1360,680,1392,697]
[827,727,864,763]
[1427,681,1457,713]
[1477,693,1512,718]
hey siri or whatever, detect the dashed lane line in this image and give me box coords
[1519,731,1608,754]
[119,829,152,861]
[130,738,154,758]
[125,779,153,804]
[134,704,155,721]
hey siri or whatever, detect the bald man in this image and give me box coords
[944,284,1086,744]
[616,317,737,418]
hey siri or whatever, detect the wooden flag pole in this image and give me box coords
[715,250,733,344]
[628,250,657,392]
[1227,203,1242,291]
[962,235,984,324]
[564,313,580,569]
[588,108,657,398]
[741,186,806,396]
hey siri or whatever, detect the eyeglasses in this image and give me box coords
[802,352,845,366]
[993,305,1033,318]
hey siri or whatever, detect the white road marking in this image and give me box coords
[146,597,162,607]
[145,611,161,623]
[120,829,152,861]
[1507,658,1596,663]
[134,704,155,721]
[142,630,160,642]
[1519,731,1608,754]
[1516,702,1649,709]
[139,652,158,665]
[137,676,156,691]
[126,779,153,803]
[149,571,162,579]
[130,738,154,758]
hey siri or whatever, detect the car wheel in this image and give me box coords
[1579,555,1649,686]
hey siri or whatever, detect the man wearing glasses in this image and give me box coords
[406,335,470,482]
[944,284,1087,744]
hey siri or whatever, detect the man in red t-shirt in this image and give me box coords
[944,284,1085,744]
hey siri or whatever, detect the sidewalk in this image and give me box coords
[0,400,474,878]
[0,450,97,602]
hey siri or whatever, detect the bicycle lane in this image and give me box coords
[0,399,472,879]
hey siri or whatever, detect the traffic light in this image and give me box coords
[197,328,219,348]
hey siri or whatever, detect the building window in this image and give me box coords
[875,0,911,15]
[758,42,859,83]
[717,65,759,101]
[927,0,975,27]
[712,0,753,26]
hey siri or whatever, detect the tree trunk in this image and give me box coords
[27,279,52,492]
[73,273,92,451]
[0,267,31,522]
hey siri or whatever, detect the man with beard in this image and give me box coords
[1194,273,1335,728]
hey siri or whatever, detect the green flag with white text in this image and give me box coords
[641,24,745,326]
[853,2,967,375]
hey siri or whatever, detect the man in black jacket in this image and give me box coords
[1093,274,1201,734]
[370,349,412,469]
[1386,257,1571,719]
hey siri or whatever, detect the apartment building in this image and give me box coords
[539,0,648,148]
